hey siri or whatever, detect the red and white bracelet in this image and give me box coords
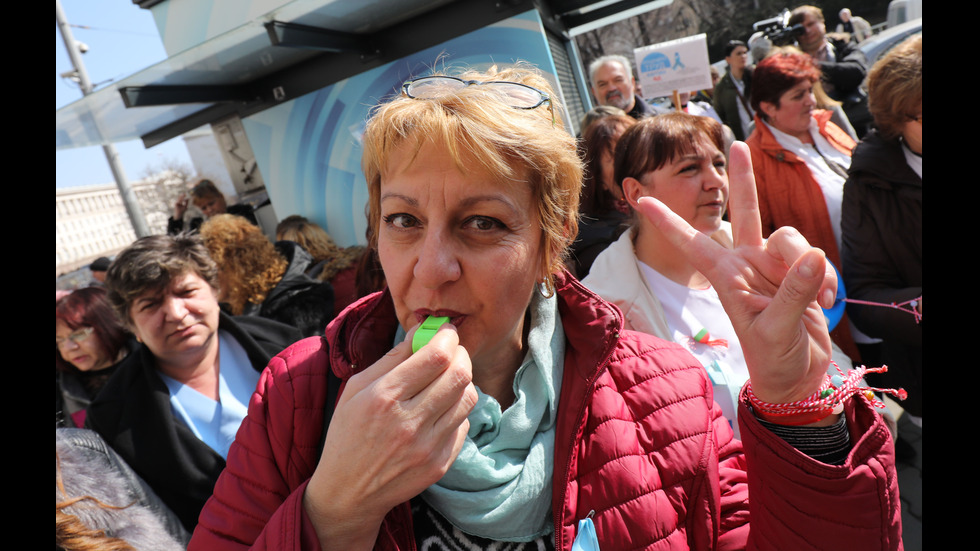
[746,361,909,426]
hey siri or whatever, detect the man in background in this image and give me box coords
[88,257,111,286]
[837,8,872,43]
[713,40,755,141]
[790,4,870,136]
[588,55,668,120]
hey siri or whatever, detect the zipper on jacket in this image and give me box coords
[553,329,619,549]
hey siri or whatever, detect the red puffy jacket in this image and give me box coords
[190,272,901,550]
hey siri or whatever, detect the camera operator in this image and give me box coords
[788,5,871,137]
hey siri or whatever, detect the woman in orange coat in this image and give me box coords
[745,48,863,363]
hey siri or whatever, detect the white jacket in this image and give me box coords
[582,223,733,341]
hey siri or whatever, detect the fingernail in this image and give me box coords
[821,288,834,308]
[799,253,820,278]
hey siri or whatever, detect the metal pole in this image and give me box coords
[56,0,151,238]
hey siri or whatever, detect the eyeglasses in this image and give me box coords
[402,75,553,111]
[56,326,95,349]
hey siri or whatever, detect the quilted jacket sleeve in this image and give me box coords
[189,337,331,550]
[713,403,750,551]
[737,390,902,550]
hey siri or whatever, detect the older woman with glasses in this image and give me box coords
[56,286,137,428]
[190,63,902,550]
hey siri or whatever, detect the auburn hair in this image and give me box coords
[750,50,821,120]
[56,287,129,374]
[613,112,726,187]
[579,113,635,216]
[199,214,287,315]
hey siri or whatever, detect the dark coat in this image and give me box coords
[85,312,302,532]
[167,203,258,235]
[817,37,872,137]
[841,130,922,416]
[713,67,753,141]
[817,37,869,102]
[626,94,669,120]
[240,241,335,337]
[568,209,630,279]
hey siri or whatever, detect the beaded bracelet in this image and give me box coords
[746,361,909,426]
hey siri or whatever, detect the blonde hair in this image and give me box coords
[361,63,583,287]
[199,214,287,314]
[867,35,922,139]
[276,215,365,282]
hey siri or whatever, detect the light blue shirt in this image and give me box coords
[158,329,260,459]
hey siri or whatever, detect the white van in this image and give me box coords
[887,0,922,28]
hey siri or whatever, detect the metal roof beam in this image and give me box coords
[560,0,669,30]
[119,84,256,107]
[138,104,242,149]
[265,21,377,54]
[134,0,539,148]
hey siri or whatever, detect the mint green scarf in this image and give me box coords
[405,290,564,542]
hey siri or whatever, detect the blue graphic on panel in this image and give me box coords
[242,10,557,247]
[672,52,686,70]
[640,52,671,75]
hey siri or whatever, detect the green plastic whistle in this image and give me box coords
[412,316,449,354]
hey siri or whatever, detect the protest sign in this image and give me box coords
[634,34,712,99]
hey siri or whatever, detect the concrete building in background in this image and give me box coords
[56,171,186,278]
[56,124,264,282]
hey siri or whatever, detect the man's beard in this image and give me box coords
[604,90,630,110]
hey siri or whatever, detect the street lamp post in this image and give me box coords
[56,0,151,238]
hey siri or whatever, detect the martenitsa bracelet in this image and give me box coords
[746,361,909,426]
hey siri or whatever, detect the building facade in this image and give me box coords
[56,172,187,279]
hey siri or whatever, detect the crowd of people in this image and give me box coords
[572,3,920,450]
[57,4,919,550]
[56,191,384,547]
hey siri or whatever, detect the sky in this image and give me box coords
[56,0,195,189]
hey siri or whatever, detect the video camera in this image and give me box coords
[752,9,805,46]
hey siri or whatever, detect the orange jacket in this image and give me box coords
[745,109,855,266]
[745,111,861,361]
